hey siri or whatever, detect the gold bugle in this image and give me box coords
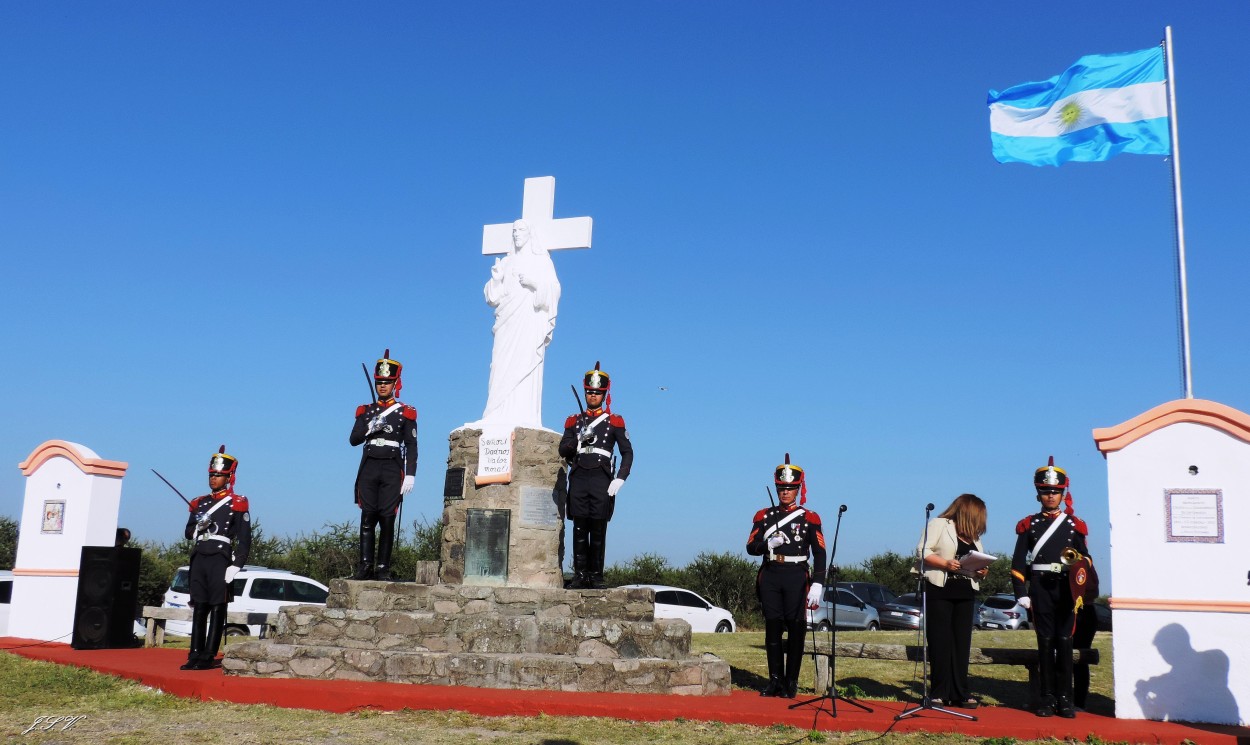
[1060,547,1084,566]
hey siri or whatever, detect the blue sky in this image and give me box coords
[4,3,1249,591]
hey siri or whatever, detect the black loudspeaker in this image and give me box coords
[71,546,142,650]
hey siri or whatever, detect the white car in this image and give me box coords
[620,584,736,633]
[163,565,329,637]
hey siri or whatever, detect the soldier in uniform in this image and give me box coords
[1011,456,1091,718]
[182,446,252,671]
[349,349,418,581]
[559,362,633,589]
[746,454,827,699]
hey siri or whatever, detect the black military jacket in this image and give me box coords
[184,489,252,566]
[350,398,418,476]
[746,503,828,583]
[559,408,633,479]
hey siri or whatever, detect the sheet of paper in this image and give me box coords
[954,549,995,576]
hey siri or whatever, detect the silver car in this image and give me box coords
[977,593,1031,630]
[807,587,880,631]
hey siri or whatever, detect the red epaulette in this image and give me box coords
[609,414,626,428]
[402,405,417,421]
[188,496,204,512]
[356,404,368,417]
[231,494,250,512]
[753,507,770,523]
[1016,516,1032,534]
[804,510,822,525]
[1070,515,1088,535]
[565,414,578,428]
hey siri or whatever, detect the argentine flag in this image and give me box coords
[989,46,1171,167]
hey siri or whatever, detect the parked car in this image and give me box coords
[0,570,12,636]
[976,593,1030,630]
[877,591,922,631]
[620,584,736,633]
[163,565,329,637]
[1090,601,1113,631]
[835,581,900,615]
[807,586,880,631]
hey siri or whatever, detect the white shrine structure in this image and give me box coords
[8,440,128,641]
[1093,399,1249,726]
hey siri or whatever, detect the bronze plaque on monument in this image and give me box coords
[464,508,510,584]
[443,467,465,500]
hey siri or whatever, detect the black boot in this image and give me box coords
[1055,637,1076,717]
[761,620,785,696]
[201,603,226,668]
[374,515,395,582]
[783,619,807,699]
[589,519,608,589]
[568,519,590,589]
[181,604,210,670]
[1035,638,1055,717]
[350,518,376,580]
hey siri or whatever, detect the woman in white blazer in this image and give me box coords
[918,493,988,708]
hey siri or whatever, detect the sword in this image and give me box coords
[362,362,377,404]
[766,486,777,508]
[151,469,191,506]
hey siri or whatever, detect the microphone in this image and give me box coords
[839,504,848,513]
[925,502,935,511]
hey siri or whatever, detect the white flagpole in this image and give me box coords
[1164,25,1194,399]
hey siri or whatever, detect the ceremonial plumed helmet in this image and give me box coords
[583,361,610,392]
[374,348,402,382]
[774,453,808,505]
[208,445,238,476]
[1034,456,1068,492]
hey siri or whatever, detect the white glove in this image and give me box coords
[401,475,415,495]
[1017,596,1032,610]
[195,514,212,532]
[806,583,824,609]
[366,417,383,436]
[225,565,239,583]
[607,478,625,497]
[579,427,595,445]
[766,533,788,549]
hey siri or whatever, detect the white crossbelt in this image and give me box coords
[1032,562,1065,573]
[367,438,400,447]
[764,509,806,563]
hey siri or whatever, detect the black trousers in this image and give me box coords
[357,457,403,515]
[924,580,975,702]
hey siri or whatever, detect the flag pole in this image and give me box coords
[1164,25,1194,399]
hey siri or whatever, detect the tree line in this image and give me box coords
[0,515,1036,628]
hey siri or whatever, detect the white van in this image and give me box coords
[162,565,329,637]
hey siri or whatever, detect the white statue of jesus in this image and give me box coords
[469,219,560,430]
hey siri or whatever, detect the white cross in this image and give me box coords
[481,176,593,255]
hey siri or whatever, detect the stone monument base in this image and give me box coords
[225,580,730,696]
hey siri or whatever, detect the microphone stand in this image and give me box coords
[790,504,872,717]
[896,503,976,722]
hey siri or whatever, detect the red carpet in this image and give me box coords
[5,637,1247,744]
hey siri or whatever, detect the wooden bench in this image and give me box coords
[810,641,1099,698]
[141,606,278,648]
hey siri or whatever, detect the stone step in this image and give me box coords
[326,579,655,621]
[224,641,731,696]
[271,605,691,660]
